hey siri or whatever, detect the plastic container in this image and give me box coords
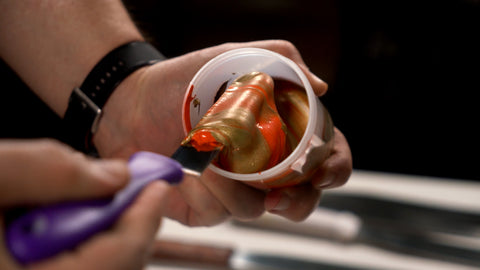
[182,48,334,189]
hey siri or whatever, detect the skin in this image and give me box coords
[0,2,169,269]
[0,140,166,270]
[0,0,353,268]
[92,40,352,224]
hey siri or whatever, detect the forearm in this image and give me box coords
[0,0,143,117]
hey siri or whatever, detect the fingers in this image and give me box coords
[113,181,166,244]
[0,139,129,206]
[228,40,329,96]
[259,40,329,96]
[30,181,167,270]
[163,173,230,227]
[199,170,266,221]
[311,128,353,189]
[297,63,329,96]
[265,184,322,222]
[160,127,350,226]
[160,169,266,227]
[264,127,352,221]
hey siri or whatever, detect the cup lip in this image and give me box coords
[183,47,319,181]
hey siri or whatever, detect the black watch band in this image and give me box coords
[63,41,166,154]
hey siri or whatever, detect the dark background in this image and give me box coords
[1,0,479,181]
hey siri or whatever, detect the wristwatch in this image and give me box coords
[63,41,166,154]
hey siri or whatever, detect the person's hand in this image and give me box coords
[93,40,352,225]
[0,139,166,270]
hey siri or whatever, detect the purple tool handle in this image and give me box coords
[6,151,183,264]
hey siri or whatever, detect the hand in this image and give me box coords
[93,40,352,225]
[0,139,166,270]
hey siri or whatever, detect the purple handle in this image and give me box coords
[6,151,183,264]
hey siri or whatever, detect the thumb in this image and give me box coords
[0,139,129,207]
[297,63,329,97]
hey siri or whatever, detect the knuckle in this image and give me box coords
[335,153,353,179]
[270,39,298,57]
[274,186,320,222]
[35,140,79,175]
[60,156,85,182]
[221,41,238,48]
[326,160,352,188]
[127,236,150,255]
[233,206,265,221]
[27,139,91,198]
[279,201,317,222]
[186,202,230,227]
[34,138,65,155]
[41,143,89,185]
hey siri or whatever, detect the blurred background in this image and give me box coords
[1,0,478,181]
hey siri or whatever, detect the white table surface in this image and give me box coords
[147,170,480,270]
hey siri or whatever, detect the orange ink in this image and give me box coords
[274,79,309,151]
[183,85,196,132]
[182,72,309,174]
[188,130,224,152]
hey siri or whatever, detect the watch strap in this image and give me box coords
[63,41,166,153]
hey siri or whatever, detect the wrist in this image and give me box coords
[63,42,165,154]
[91,66,148,158]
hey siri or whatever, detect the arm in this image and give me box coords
[0,0,352,226]
[0,0,143,117]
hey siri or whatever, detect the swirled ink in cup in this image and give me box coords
[182,48,334,189]
[182,72,287,174]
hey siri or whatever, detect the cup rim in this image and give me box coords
[183,47,320,181]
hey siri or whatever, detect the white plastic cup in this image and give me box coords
[182,48,334,189]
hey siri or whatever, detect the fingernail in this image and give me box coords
[316,174,335,189]
[94,160,129,187]
[270,194,291,211]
